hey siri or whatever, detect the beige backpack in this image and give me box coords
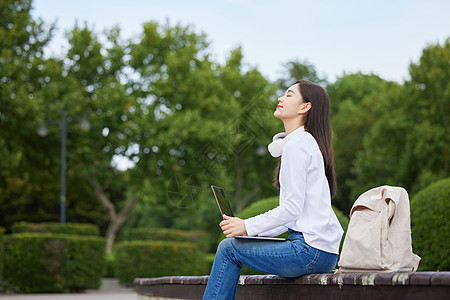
[338,185,421,272]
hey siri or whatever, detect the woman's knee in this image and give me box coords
[215,238,240,264]
[217,237,234,253]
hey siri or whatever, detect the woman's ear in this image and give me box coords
[298,102,312,114]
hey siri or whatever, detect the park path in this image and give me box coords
[0,278,137,300]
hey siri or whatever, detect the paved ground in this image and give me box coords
[0,291,137,300]
[0,278,137,300]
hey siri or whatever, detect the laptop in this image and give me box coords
[211,185,286,242]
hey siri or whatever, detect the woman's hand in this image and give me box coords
[220,214,247,238]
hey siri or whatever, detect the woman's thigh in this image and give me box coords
[222,235,316,278]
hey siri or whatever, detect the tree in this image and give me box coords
[0,4,281,253]
[351,38,449,199]
[406,38,449,186]
[213,47,280,213]
[128,36,281,213]
[59,24,141,253]
[0,0,64,227]
[128,23,281,209]
[56,21,225,253]
[118,25,280,251]
[327,73,392,213]
[276,60,328,92]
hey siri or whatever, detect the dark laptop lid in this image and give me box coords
[210,185,287,242]
[211,185,234,217]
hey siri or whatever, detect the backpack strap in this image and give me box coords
[412,254,421,272]
[386,197,396,226]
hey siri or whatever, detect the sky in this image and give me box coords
[31,0,450,83]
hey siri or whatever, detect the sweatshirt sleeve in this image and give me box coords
[245,137,309,237]
[256,225,288,237]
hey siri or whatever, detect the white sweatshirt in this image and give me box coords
[245,129,343,254]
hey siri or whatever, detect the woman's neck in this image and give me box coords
[283,120,305,135]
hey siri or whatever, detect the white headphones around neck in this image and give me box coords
[267,126,305,157]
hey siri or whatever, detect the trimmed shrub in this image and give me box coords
[204,253,215,275]
[114,240,207,286]
[104,253,116,278]
[123,228,208,251]
[411,177,450,271]
[182,230,209,251]
[124,228,188,242]
[4,233,105,293]
[238,197,280,219]
[11,222,100,236]
[0,227,4,281]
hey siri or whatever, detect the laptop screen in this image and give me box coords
[211,185,234,217]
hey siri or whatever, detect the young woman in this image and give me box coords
[202,80,343,300]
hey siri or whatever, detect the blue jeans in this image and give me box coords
[202,230,337,300]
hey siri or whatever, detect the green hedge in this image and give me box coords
[4,233,106,293]
[104,253,116,278]
[411,177,450,271]
[123,228,208,251]
[114,240,207,286]
[0,227,4,281]
[11,222,100,236]
[237,197,280,219]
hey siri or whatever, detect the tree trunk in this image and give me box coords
[87,176,139,254]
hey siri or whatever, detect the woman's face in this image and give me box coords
[274,83,306,120]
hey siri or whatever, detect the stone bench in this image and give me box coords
[135,272,450,300]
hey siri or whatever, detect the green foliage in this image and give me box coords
[114,240,207,286]
[237,196,278,219]
[405,38,449,188]
[120,182,224,254]
[0,0,64,228]
[11,222,100,236]
[350,39,449,199]
[123,228,208,250]
[411,177,450,271]
[116,228,209,280]
[1,0,448,271]
[276,60,328,91]
[3,233,105,293]
[327,72,388,115]
[0,227,4,280]
[204,253,215,275]
[327,73,392,213]
[0,0,108,233]
[333,208,349,235]
[124,227,187,241]
[104,253,115,278]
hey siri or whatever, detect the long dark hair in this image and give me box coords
[273,80,337,198]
